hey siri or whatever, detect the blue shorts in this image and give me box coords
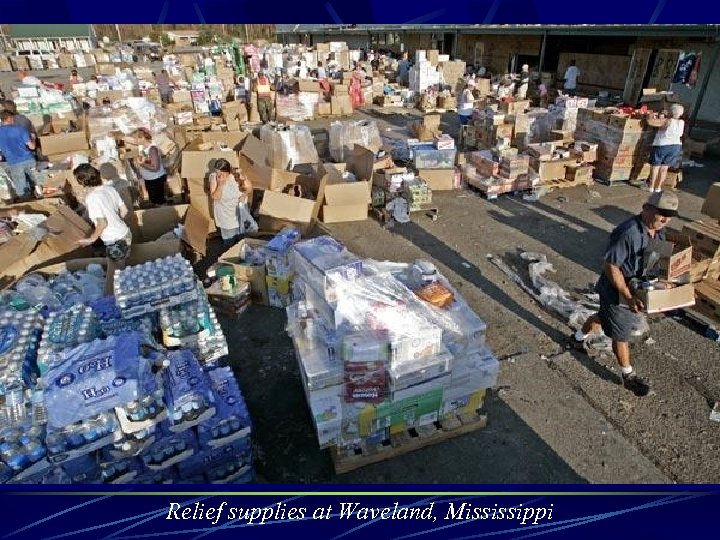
[598,300,645,343]
[650,144,682,166]
[458,114,471,126]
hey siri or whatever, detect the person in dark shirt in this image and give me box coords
[572,191,679,397]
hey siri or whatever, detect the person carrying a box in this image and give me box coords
[647,104,685,193]
[254,71,274,124]
[73,163,131,296]
[209,158,255,247]
[572,191,679,397]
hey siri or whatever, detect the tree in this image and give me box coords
[197,26,213,46]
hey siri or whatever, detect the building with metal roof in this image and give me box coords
[7,25,96,54]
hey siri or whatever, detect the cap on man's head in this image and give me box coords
[647,190,679,217]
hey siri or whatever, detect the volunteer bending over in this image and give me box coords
[73,164,131,296]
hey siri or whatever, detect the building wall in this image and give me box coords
[670,43,720,123]
[455,34,542,73]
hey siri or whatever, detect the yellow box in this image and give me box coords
[265,275,292,294]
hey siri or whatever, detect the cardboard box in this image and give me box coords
[633,283,695,314]
[181,150,240,181]
[1,204,93,280]
[682,221,720,259]
[299,79,320,93]
[417,168,455,191]
[199,131,248,151]
[239,135,269,166]
[257,174,326,232]
[690,257,720,283]
[218,238,270,306]
[183,203,214,255]
[701,183,720,220]
[321,180,370,223]
[535,160,570,182]
[350,145,394,182]
[331,95,353,116]
[316,102,332,116]
[40,131,88,157]
[645,235,693,283]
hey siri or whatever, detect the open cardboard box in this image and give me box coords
[199,131,248,151]
[0,204,93,282]
[218,238,270,305]
[180,148,240,182]
[257,172,327,233]
[646,232,693,284]
[39,131,89,157]
[631,283,696,314]
[320,163,370,224]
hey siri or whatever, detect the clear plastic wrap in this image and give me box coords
[44,332,157,428]
[275,94,313,122]
[329,120,382,163]
[162,349,216,432]
[195,367,252,449]
[260,124,320,169]
[86,98,169,142]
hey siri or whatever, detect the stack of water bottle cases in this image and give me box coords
[0,254,252,484]
[284,234,500,456]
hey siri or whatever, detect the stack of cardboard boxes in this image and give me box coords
[682,184,720,320]
[575,109,655,184]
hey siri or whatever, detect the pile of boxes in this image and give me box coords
[575,108,655,183]
[681,184,720,318]
[285,235,498,456]
[0,256,252,485]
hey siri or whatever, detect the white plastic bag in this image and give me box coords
[237,202,258,235]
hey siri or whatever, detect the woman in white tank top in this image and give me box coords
[648,104,685,193]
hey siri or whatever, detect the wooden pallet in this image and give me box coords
[693,280,720,319]
[540,178,594,191]
[418,108,457,114]
[466,183,532,200]
[331,412,487,475]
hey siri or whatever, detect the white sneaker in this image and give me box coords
[34,185,44,199]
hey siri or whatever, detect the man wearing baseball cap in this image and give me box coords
[572,191,679,396]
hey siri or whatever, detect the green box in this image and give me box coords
[359,387,443,436]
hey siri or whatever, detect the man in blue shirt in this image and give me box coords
[0,110,42,200]
[572,191,679,397]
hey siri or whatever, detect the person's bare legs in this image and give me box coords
[654,165,669,191]
[612,340,631,369]
[648,165,660,190]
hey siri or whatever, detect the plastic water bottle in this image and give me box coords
[4,379,26,426]
[31,379,47,425]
